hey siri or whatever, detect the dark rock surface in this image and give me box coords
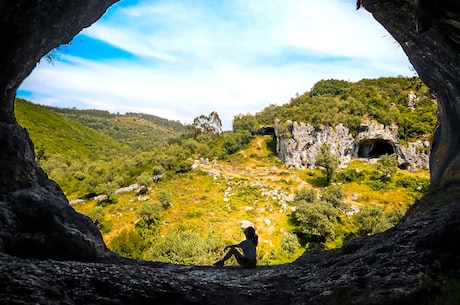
[1,0,460,304]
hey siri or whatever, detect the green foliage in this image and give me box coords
[335,168,365,183]
[233,113,260,135]
[293,201,340,245]
[255,77,436,141]
[352,205,405,236]
[321,185,346,209]
[315,145,339,185]
[137,202,162,227]
[376,154,398,179]
[157,190,173,209]
[294,188,317,203]
[310,79,350,97]
[143,229,223,265]
[280,232,301,253]
[189,111,223,136]
[136,172,152,187]
[87,206,112,233]
[109,229,146,259]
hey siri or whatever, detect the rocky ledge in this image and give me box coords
[2,198,460,305]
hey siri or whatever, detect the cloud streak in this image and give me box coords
[18,0,414,130]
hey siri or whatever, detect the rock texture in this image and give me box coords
[0,0,119,261]
[361,0,460,189]
[0,0,460,304]
[275,120,429,171]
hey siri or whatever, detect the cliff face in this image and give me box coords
[275,120,430,171]
[1,0,460,304]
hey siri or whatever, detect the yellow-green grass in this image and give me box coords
[73,136,429,262]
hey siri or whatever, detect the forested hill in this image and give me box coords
[15,99,187,153]
[14,98,130,161]
[42,103,187,151]
[255,77,437,141]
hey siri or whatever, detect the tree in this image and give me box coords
[294,188,317,204]
[376,154,398,179]
[190,111,223,135]
[157,190,172,209]
[315,144,339,185]
[280,232,301,253]
[321,185,346,210]
[353,205,391,236]
[293,201,339,244]
[137,202,162,226]
[136,172,151,187]
[109,229,145,259]
[232,114,259,135]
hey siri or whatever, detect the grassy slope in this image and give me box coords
[73,135,429,262]
[59,112,181,151]
[15,99,131,159]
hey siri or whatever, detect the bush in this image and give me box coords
[293,201,340,244]
[280,232,301,253]
[137,202,162,227]
[321,185,345,209]
[87,206,112,233]
[294,188,317,204]
[353,205,393,236]
[143,230,223,265]
[109,229,145,259]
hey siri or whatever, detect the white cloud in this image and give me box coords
[18,0,414,130]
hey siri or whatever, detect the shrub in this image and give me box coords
[109,229,145,259]
[353,205,392,236]
[321,185,345,209]
[143,230,223,265]
[294,188,317,204]
[280,232,301,253]
[293,201,340,244]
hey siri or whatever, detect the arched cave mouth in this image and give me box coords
[357,139,395,158]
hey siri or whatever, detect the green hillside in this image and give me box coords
[13,76,434,266]
[73,135,429,266]
[14,99,187,200]
[256,77,437,141]
[47,106,187,151]
[15,98,130,160]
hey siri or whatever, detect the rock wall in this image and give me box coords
[0,0,119,261]
[275,120,430,171]
[361,0,460,189]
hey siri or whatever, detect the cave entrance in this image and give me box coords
[358,139,395,158]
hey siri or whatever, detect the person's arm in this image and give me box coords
[224,244,238,251]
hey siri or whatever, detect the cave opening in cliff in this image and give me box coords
[357,139,395,158]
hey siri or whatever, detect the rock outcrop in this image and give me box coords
[275,120,430,171]
[0,0,460,304]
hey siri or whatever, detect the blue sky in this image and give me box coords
[17,0,414,130]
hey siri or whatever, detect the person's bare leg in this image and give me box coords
[214,248,243,266]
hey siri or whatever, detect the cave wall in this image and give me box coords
[360,0,460,189]
[0,0,120,260]
[0,0,119,124]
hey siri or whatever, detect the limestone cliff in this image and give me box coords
[275,120,430,171]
